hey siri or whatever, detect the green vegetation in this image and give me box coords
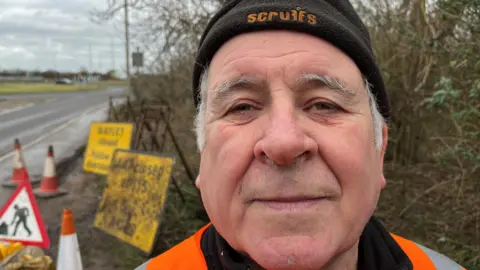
[93,0,480,268]
[98,80,129,87]
[0,83,104,94]
[0,80,128,94]
[355,0,480,267]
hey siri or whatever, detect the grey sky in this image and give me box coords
[0,0,128,74]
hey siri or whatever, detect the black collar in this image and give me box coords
[200,216,412,270]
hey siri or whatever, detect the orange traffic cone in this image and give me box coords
[34,145,67,198]
[57,209,83,270]
[2,138,34,187]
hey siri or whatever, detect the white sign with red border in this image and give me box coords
[0,180,50,248]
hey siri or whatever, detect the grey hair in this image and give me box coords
[194,68,385,151]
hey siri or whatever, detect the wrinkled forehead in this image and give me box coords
[207,30,365,95]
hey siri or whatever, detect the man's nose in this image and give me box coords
[253,105,318,166]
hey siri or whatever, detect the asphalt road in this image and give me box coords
[0,87,127,206]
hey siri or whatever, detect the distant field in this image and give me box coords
[99,80,129,87]
[0,80,128,94]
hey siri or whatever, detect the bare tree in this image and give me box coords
[354,1,480,267]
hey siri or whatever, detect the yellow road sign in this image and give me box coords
[83,122,133,175]
[93,149,175,254]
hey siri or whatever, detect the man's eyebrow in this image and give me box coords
[296,73,357,101]
[210,76,266,103]
[214,76,260,94]
[209,74,358,108]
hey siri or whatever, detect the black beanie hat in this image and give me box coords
[192,0,391,120]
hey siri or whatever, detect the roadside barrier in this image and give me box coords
[34,145,68,198]
[57,209,83,270]
[2,139,33,188]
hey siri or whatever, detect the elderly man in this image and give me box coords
[136,0,465,269]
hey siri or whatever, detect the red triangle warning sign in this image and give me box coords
[0,179,50,249]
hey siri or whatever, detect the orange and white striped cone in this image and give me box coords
[2,138,34,187]
[34,145,67,198]
[57,209,83,270]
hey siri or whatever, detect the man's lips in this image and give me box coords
[255,195,329,202]
[252,196,330,211]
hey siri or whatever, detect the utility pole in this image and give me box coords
[124,0,130,80]
[53,51,57,70]
[111,34,115,71]
[89,43,93,73]
[98,51,103,72]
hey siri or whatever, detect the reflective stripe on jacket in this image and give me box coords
[136,224,465,270]
[390,234,466,270]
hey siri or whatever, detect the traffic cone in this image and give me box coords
[34,145,67,198]
[2,138,36,187]
[57,209,83,270]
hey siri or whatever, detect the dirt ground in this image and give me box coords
[36,159,146,270]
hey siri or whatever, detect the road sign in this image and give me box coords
[93,149,175,254]
[132,48,143,68]
[0,180,50,249]
[83,122,133,175]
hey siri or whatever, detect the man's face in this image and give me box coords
[197,30,388,269]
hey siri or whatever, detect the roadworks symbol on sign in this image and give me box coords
[0,180,50,249]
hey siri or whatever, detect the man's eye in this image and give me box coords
[306,102,341,112]
[228,103,256,113]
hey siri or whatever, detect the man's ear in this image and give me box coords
[195,175,201,189]
[380,123,388,189]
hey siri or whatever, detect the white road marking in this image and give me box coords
[0,103,34,116]
[0,110,56,130]
[0,102,108,163]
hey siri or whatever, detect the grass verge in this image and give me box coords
[98,80,129,87]
[0,83,104,94]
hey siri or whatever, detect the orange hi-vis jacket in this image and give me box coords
[136,224,466,270]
